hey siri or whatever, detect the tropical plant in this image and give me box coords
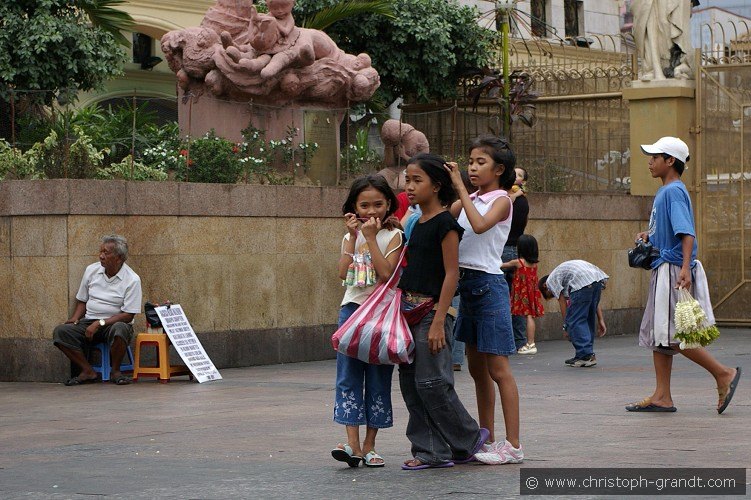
[239,125,319,184]
[17,103,163,166]
[0,0,126,106]
[33,128,107,179]
[467,70,539,135]
[176,131,243,184]
[97,155,168,181]
[84,103,159,164]
[341,128,380,179]
[299,0,394,30]
[0,141,41,180]
[293,0,497,105]
[139,122,183,172]
[77,0,135,47]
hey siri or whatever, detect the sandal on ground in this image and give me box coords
[717,366,742,415]
[625,397,676,412]
[401,458,454,470]
[64,375,101,386]
[363,450,385,468]
[110,375,132,385]
[331,444,362,468]
[454,427,490,464]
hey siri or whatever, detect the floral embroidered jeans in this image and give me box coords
[333,302,394,428]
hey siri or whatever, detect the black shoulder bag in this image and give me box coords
[627,239,660,270]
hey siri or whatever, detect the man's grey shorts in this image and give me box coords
[53,320,134,351]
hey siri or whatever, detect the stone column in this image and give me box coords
[622,80,696,196]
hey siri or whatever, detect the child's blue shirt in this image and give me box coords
[647,180,697,268]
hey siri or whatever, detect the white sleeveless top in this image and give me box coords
[457,190,512,275]
[340,228,403,306]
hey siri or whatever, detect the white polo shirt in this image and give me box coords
[457,189,512,274]
[76,262,142,319]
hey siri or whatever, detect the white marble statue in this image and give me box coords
[632,0,694,80]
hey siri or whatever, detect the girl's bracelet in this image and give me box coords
[343,251,354,258]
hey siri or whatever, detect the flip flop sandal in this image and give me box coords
[625,397,676,412]
[717,366,742,415]
[401,458,454,471]
[454,427,490,464]
[363,451,385,468]
[64,375,101,386]
[111,375,132,385]
[331,444,362,467]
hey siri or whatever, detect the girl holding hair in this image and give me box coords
[332,174,403,468]
[502,234,545,354]
[445,135,523,465]
[398,153,487,470]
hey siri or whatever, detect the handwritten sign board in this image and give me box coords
[155,304,222,383]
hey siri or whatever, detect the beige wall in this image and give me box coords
[624,81,697,196]
[0,181,652,381]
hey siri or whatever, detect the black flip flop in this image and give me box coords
[111,375,132,385]
[718,366,742,414]
[64,375,101,386]
[626,402,677,412]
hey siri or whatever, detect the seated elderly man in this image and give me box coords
[53,234,142,386]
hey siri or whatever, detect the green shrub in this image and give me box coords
[239,125,318,184]
[0,141,41,180]
[176,131,243,183]
[341,127,380,180]
[96,155,168,181]
[34,128,106,179]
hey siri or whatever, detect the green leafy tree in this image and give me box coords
[0,0,127,106]
[293,0,496,104]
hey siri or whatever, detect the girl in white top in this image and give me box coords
[331,174,403,469]
[445,135,523,465]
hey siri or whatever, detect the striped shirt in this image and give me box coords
[545,260,609,298]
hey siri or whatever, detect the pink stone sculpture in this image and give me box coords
[377,119,430,190]
[161,0,380,107]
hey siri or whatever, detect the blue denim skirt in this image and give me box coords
[455,269,516,356]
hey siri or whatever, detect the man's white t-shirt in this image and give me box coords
[76,262,142,319]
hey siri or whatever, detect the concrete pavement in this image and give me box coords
[0,330,749,499]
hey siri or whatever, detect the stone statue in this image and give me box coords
[161,0,380,107]
[377,119,430,190]
[632,0,695,80]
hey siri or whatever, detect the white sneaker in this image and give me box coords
[480,440,504,453]
[517,343,537,355]
[475,440,524,465]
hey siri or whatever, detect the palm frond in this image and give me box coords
[78,0,135,47]
[302,0,394,31]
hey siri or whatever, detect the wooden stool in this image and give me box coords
[132,333,191,383]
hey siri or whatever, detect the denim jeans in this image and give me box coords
[502,244,527,349]
[566,282,603,359]
[398,307,481,464]
[455,270,516,356]
[333,302,395,428]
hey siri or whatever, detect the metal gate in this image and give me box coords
[695,29,751,324]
